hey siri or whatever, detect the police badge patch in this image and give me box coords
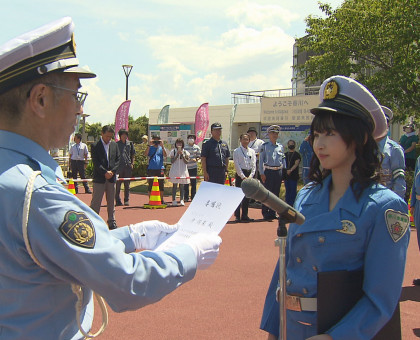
[337,220,356,235]
[385,209,409,242]
[59,211,95,248]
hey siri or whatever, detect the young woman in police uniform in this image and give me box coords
[260,76,410,340]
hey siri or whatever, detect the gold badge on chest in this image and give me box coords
[336,220,356,235]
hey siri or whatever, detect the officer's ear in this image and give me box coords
[27,83,51,119]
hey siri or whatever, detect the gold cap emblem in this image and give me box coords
[324,80,339,100]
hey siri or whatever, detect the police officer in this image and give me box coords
[68,132,92,194]
[258,125,286,221]
[260,76,409,340]
[377,106,406,199]
[201,122,230,184]
[0,17,221,339]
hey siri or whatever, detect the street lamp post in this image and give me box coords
[122,64,133,100]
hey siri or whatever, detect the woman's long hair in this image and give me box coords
[308,111,382,200]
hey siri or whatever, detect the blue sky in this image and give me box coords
[0,0,343,124]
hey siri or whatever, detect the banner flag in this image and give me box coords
[157,104,170,124]
[194,102,209,144]
[114,100,131,141]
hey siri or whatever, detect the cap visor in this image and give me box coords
[310,106,338,115]
[63,66,96,78]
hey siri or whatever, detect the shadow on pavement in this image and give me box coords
[400,286,420,303]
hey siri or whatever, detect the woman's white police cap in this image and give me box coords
[0,17,96,95]
[311,75,387,140]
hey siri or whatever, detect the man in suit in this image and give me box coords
[90,125,120,229]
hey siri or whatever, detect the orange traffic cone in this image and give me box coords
[144,177,167,209]
[68,179,76,195]
[224,175,230,186]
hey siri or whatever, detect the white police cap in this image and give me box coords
[381,106,393,121]
[267,125,280,133]
[0,17,95,95]
[311,75,387,140]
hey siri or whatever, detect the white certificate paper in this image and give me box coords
[155,181,245,251]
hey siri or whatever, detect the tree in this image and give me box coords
[128,115,149,143]
[85,122,102,141]
[295,0,419,122]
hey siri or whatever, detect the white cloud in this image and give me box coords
[147,24,293,72]
[226,2,300,28]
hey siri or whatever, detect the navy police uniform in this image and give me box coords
[260,76,409,339]
[201,127,230,185]
[258,125,286,220]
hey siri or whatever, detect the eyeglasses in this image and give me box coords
[45,83,88,106]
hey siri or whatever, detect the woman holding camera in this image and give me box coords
[169,138,190,206]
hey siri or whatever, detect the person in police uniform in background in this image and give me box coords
[260,76,409,340]
[69,132,92,194]
[201,122,230,184]
[377,106,406,199]
[0,17,222,339]
[258,125,286,221]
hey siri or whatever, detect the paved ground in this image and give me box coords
[76,190,420,339]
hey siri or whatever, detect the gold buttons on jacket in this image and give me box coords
[318,236,325,243]
[296,257,302,263]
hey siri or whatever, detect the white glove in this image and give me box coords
[129,220,179,250]
[185,233,222,270]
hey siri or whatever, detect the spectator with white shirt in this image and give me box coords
[233,133,256,222]
[183,134,201,202]
[69,132,91,194]
[247,127,264,178]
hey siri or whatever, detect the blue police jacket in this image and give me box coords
[0,130,197,340]
[299,139,313,168]
[378,136,406,199]
[261,175,409,339]
[258,141,286,175]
